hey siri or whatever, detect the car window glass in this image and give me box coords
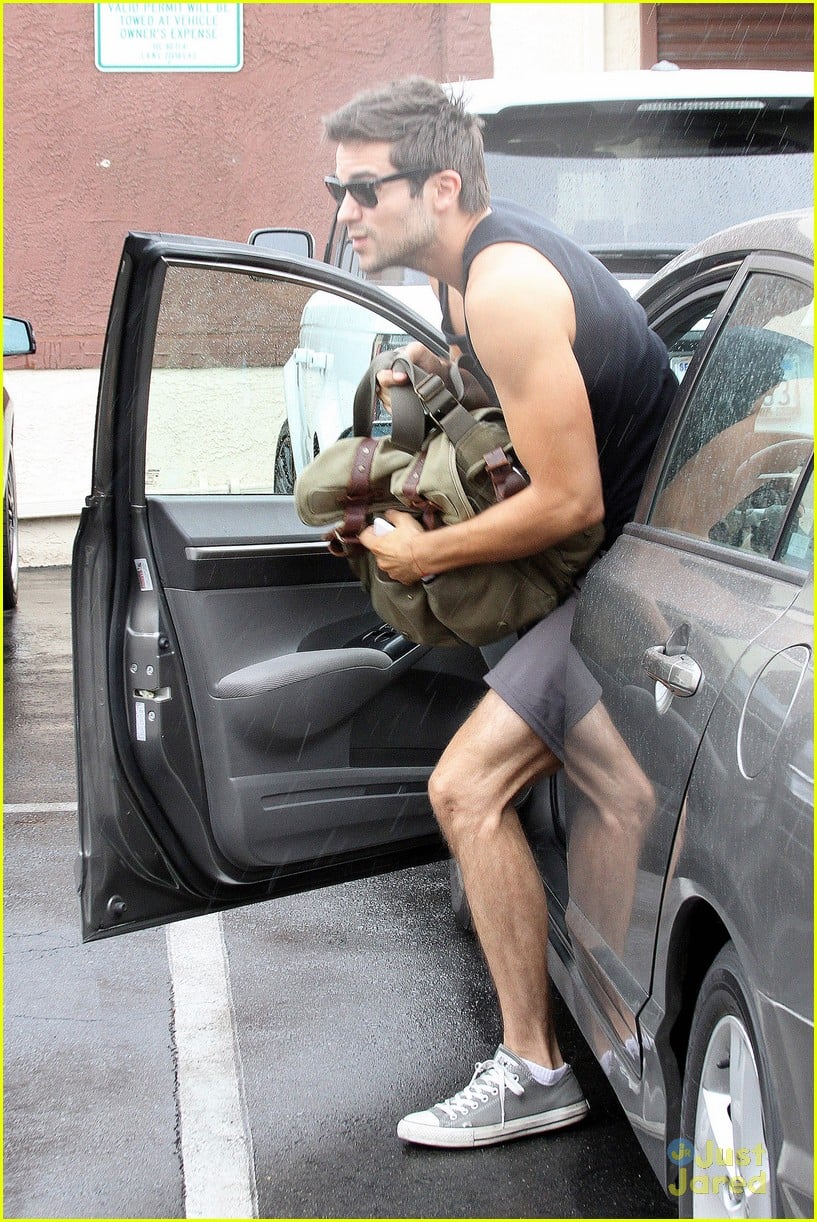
[777,466,814,572]
[483,98,812,253]
[144,265,414,495]
[663,311,716,383]
[650,272,814,561]
[145,266,313,495]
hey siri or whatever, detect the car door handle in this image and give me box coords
[641,645,703,697]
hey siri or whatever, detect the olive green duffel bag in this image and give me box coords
[294,352,603,648]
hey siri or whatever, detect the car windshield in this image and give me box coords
[482,97,814,255]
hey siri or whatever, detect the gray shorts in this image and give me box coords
[484,594,601,761]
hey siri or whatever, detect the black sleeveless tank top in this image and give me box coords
[442,201,677,547]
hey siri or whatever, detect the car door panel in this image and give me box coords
[567,533,804,995]
[139,493,485,870]
[145,494,348,589]
[74,234,485,940]
[564,254,813,1047]
[672,580,813,1007]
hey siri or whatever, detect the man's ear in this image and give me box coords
[429,170,462,212]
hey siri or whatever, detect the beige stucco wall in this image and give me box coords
[604,5,644,70]
[492,2,605,75]
[490,4,644,76]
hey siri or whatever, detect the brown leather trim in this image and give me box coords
[333,436,380,552]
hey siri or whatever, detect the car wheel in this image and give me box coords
[678,943,778,1218]
[448,858,473,932]
[3,448,19,609]
[273,421,295,494]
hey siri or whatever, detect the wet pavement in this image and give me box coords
[4,566,674,1218]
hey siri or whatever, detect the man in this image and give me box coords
[323,78,676,1149]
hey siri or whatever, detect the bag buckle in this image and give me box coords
[328,527,363,557]
[412,371,456,420]
[484,447,528,502]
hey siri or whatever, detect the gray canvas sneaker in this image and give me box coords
[397,1045,589,1148]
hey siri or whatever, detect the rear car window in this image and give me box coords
[482,97,813,263]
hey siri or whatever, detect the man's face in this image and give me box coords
[333,140,436,274]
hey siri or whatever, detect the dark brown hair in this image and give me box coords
[324,77,490,214]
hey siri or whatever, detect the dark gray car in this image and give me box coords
[72,210,812,1217]
[545,211,813,1217]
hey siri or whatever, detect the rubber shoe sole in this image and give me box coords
[397,1096,590,1148]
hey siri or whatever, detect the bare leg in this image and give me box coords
[428,690,562,1067]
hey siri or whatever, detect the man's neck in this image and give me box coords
[412,208,490,294]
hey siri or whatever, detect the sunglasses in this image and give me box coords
[324,168,435,209]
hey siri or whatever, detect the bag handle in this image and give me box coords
[353,351,467,453]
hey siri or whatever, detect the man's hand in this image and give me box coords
[375,343,452,413]
[358,510,428,584]
[376,342,490,413]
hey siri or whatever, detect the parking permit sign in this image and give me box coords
[95,4,243,73]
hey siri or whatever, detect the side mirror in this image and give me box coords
[248,228,315,259]
[3,316,36,358]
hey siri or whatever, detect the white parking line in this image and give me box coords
[166,913,258,1219]
[8,800,258,1214]
[4,802,79,813]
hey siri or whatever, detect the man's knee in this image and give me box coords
[429,692,557,846]
[429,749,502,851]
[428,754,467,840]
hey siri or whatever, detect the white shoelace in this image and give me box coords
[437,1058,525,1127]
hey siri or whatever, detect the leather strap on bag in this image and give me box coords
[401,451,440,531]
[339,352,529,552]
[353,351,467,454]
[359,354,528,496]
[328,436,380,556]
[484,447,528,501]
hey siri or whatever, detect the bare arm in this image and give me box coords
[362,244,604,582]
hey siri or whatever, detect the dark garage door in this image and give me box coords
[655,3,813,70]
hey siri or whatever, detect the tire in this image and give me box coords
[3,448,19,610]
[273,421,295,494]
[448,858,473,932]
[677,943,779,1218]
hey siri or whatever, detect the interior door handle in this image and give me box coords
[641,644,703,697]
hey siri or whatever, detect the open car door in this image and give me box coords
[73,234,486,941]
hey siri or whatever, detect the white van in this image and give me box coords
[255,68,813,490]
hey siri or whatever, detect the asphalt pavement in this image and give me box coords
[4,566,674,1219]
